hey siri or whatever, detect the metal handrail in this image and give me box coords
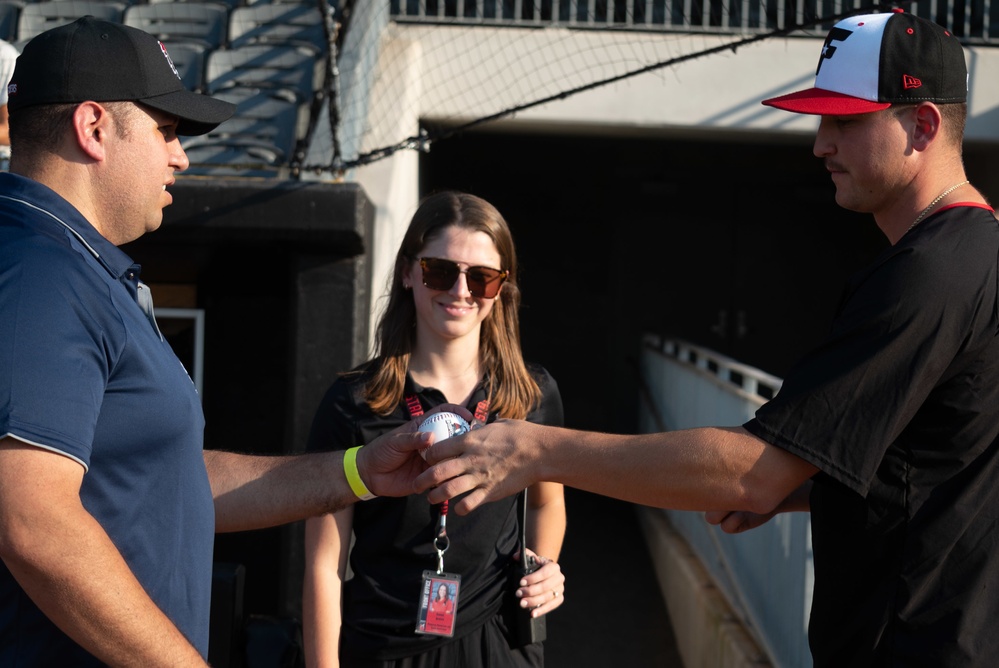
[637,336,812,668]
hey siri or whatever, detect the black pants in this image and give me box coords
[342,614,544,668]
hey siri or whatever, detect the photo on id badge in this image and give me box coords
[416,571,460,637]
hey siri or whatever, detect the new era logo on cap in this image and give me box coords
[762,10,968,115]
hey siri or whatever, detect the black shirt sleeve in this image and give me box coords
[747,212,998,496]
[305,371,369,454]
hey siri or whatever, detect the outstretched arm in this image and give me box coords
[207,427,432,533]
[417,421,817,517]
[704,479,812,534]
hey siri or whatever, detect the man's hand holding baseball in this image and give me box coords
[416,418,545,514]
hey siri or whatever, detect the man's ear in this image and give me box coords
[911,102,942,151]
[72,101,112,161]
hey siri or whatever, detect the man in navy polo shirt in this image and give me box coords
[0,18,436,667]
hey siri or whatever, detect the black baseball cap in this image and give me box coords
[7,16,235,135]
[762,9,968,115]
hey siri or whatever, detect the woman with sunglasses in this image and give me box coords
[303,190,566,668]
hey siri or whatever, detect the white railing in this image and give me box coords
[637,335,813,668]
[391,0,999,44]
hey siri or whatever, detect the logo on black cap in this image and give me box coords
[158,42,181,81]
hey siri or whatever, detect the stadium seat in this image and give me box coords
[228,3,328,54]
[190,85,305,158]
[9,0,333,179]
[123,2,229,51]
[0,1,21,43]
[181,137,286,178]
[206,44,320,105]
[242,0,336,6]
[17,1,127,43]
[150,0,242,8]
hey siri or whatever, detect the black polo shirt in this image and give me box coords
[307,362,563,660]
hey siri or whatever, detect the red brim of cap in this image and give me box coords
[761,87,892,115]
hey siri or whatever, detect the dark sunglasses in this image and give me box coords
[418,257,509,299]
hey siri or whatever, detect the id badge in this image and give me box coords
[415,570,461,637]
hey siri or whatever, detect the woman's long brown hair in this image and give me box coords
[363,190,541,419]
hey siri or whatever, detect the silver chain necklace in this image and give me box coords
[905,180,969,235]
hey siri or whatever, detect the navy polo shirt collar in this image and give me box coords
[0,172,139,282]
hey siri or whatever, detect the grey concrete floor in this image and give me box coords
[544,487,684,667]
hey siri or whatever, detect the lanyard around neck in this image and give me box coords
[405,395,490,423]
[405,393,490,573]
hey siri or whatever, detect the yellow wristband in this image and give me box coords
[344,446,376,501]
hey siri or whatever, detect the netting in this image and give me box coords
[311,0,995,177]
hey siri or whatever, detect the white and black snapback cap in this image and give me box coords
[762,9,968,115]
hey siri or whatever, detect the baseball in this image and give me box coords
[417,411,471,460]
